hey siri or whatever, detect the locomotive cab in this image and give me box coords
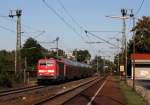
[37,58,65,84]
[37,59,56,84]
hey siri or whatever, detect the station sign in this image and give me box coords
[120,65,124,72]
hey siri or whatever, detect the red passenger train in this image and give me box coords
[37,57,94,84]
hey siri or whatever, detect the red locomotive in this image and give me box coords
[37,57,94,84]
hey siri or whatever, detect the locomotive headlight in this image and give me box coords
[48,70,54,73]
[38,70,45,73]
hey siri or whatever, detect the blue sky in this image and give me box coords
[0,0,148,60]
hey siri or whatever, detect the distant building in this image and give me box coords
[130,54,150,80]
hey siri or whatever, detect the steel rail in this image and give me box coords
[62,76,106,105]
[33,76,106,105]
[0,85,44,97]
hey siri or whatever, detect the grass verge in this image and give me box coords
[117,79,148,105]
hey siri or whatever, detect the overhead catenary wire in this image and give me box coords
[0,25,42,39]
[135,0,145,15]
[43,0,103,57]
[57,0,89,39]
[43,0,98,56]
[57,0,116,57]
[42,0,85,42]
[0,13,44,37]
[85,30,119,48]
[0,25,16,33]
[0,23,37,38]
[0,15,8,18]
[84,32,97,55]
[0,15,46,46]
[56,0,98,55]
[87,30,122,33]
[57,0,82,29]
[57,0,92,42]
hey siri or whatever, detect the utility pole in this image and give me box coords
[97,50,101,75]
[121,9,128,82]
[116,39,120,76]
[56,37,59,57]
[97,55,99,74]
[9,10,22,78]
[130,9,136,90]
[103,56,105,76]
[24,57,27,83]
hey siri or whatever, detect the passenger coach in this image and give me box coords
[37,57,93,84]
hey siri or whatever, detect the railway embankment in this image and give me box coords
[127,79,150,105]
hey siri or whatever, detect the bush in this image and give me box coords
[0,71,12,87]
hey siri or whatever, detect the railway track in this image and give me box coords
[0,85,44,97]
[0,76,100,105]
[33,76,105,105]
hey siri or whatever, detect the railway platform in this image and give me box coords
[64,76,126,105]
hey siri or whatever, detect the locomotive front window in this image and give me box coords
[39,62,46,66]
[47,61,54,66]
[39,60,54,66]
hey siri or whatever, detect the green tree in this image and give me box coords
[0,50,15,72]
[58,49,66,57]
[73,49,91,63]
[91,56,103,73]
[21,37,47,68]
[114,52,124,70]
[41,49,66,58]
[0,50,15,87]
[128,16,150,54]
[91,55,115,75]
